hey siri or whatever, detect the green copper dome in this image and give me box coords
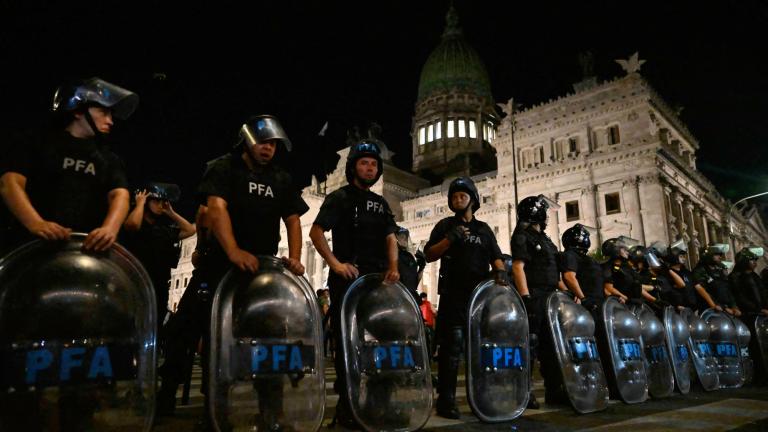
[417,6,493,103]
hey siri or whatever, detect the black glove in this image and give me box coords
[493,269,509,286]
[522,294,535,313]
[446,225,466,244]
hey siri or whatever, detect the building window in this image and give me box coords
[608,125,620,145]
[469,120,477,138]
[419,127,426,145]
[184,277,188,287]
[175,279,180,289]
[566,200,580,222]
[427,124,434,142]
[436,121,442,139]
[482,195,493,204]
[605,192,621,214]
[447,120,455,138]
[568,137,579,153]
[458,119,467,137]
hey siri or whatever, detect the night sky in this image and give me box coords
[2,0,767,218]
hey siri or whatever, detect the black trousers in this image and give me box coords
[327,266,386,418]
[527,294,563,396]
[436,323,465,405]
[158,265,226,410]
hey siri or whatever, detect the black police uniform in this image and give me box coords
[398,247,422,304]
[425,215,503,406]
[313,183,398,417]
[158,152,308,414]
[510,224,563,399]
[692,263,735,312]
[665,266,697,310]
[558,249,604,314]
[730,267,768,384]
[121,218,181,321]
[0,130,128,254]
[603,259,644,300]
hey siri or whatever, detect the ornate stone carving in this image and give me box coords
[615,52,646,75]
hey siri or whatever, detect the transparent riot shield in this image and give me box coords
[662,307,692,394]
[209,256,324,432]
[340,274,432,432]
[756,315,768,374]
[599,297,648,404]
[466,280,529,422]
[629,303,674,399]
[700,309,742,388]
[680,308,719,391]
[0,234,156,431]
[730,316,753,386]
[546,291,608,414]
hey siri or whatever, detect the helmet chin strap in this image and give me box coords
[84,110,104,141]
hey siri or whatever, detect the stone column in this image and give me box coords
[663,185,679,242]
[684,201,700,265]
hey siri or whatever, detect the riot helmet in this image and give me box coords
[517,195,559,228]
[395,226,410,250]
[601,236,637,260]
[345,139,383,186]
[447,177,480,213]
[700,243,729,266]
[562,223,591,253]
[628,245,646,266]
[735,247,764,270]
[662,238,688,265]
[145,182,181,203]
[53,77,139,120]
[239,114,292,152]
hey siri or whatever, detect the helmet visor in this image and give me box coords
[670,238,688,253]
[241,116,292,151]
[542,195,561,211]
[56,78,139,120]
[748,247,764,258]
[645,251,663,269]
[709,243,730,255]
[146,182,181,202]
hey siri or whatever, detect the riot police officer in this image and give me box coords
[122,183,196,322]
[157,115,309,427]
[510,194,564,407]
[646,240,690,311]
[309,139,399,428]
[424,177,506,419]
[730,247,768,384]
[628,244,670,310]
[731,247,768,316]
[693,244,741,315]
[601,237,656,303]
[558,224,604,316]
[0,77,137,255]
[396,226,423,304]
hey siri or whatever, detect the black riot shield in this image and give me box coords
[629,303,674,398]
[209,256,324,432]
[0,234,156,431]
[756,315,768,374]
[546,291,608,414]
[730,316,753,386]
[663,307,692,394]
[340,274,432,432]
[466,280,530,422]
[701,309,742,388]
[680,308,719,391]
[598,297,648,404]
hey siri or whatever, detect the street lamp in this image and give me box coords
[727,191,768,235]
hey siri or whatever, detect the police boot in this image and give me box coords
[332,399,362,430]
[155,385,177,417]
[526,393,540,409]
[435,395,461,419]
[544,386,570,406]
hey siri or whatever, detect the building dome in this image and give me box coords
[417,6,493,103]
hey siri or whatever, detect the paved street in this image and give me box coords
[152,357,768,431]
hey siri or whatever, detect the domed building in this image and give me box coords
[411,5,499,182]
